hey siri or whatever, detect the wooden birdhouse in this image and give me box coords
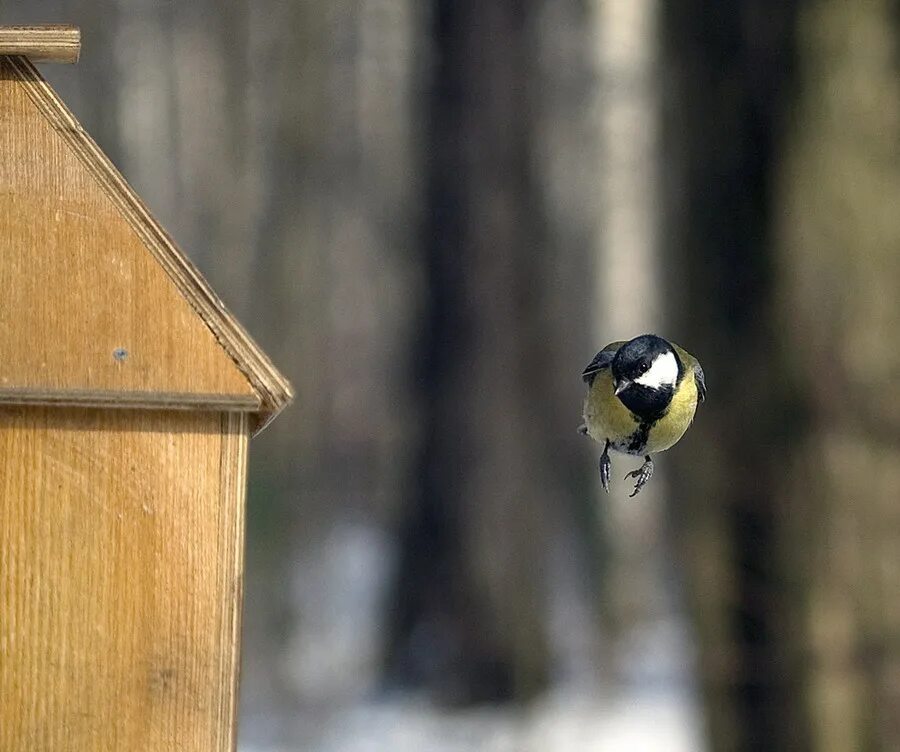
[0,27,292,750]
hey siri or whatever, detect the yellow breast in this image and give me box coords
[645,375,698,452]
[583,369,699,454]
[582,369,639,445]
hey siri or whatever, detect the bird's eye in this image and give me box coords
[639,360,650,373]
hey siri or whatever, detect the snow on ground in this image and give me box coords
[239,686,703,752]
[239,519,706,752]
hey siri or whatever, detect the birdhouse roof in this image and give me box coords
[0,52,291,432]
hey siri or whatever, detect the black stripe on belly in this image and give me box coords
[627,420,654,453]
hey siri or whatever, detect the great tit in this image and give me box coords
[579,334,706,497]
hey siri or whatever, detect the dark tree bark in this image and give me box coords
[661,1,804,750]
[775,1,900,749]
[664,1,900,751]
[384,0,555,703]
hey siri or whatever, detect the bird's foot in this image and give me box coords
[599,442,611,493]
[624,456,654,498]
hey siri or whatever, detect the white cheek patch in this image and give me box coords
[635,351,679,389]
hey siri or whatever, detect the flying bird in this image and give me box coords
[579,334,706,497]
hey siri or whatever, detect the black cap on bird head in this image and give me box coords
[612,334,683,418]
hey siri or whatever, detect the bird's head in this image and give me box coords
[612,334,681,418]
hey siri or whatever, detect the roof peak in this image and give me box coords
[0,25,81,64]
[0,55,292,433]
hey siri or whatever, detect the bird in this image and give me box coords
[579,334,706,497]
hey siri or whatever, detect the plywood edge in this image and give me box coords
[0,388,260,412]
[215,411,249,749]
[0,26,80,64]
[3,56,293,431]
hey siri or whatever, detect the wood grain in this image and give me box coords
[0,26,80,64]
[0,407,249,751]
[0,57,292,430]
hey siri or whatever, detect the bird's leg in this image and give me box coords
[599,441,611,493]
[625,455,654,497]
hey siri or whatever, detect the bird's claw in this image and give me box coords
[625,457,654,497]
[599,442,611,493]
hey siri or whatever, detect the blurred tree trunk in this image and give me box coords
[665,1,900,751]
[534,0,613,680]
[385,0,554,703]
[589,0,675,669]
[244,0,421,712]
[661,1,803,750]
[777,1,900,749]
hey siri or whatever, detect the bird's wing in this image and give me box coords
[582,341,625,385]
[672,343,706,403]
[693,361,706,402]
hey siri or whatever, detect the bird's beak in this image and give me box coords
[614,378,631,396]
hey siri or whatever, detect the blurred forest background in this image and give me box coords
[4,0,900,750]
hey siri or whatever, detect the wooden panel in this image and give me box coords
[0,26,80,64]
[0,56,292,428]
[0,58,258,404]
[0,408,248,751]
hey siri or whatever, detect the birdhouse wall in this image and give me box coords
[0,407,249,751]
